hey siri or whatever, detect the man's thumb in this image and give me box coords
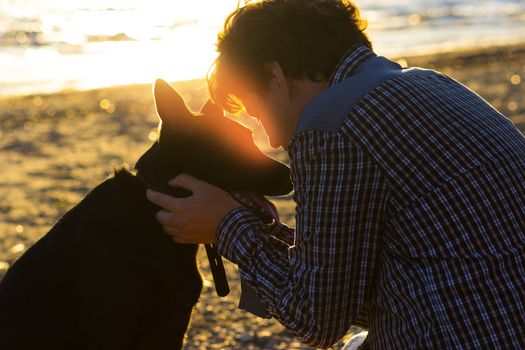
[168,173,200,192]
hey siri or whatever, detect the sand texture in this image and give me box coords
[0,44,524,349]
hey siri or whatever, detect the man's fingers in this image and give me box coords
[163,225,179,236]
[163,226,193,244]
[159,221,185,238]
[146,190,183,211]
[170,233,194,244]
[155,210,177,226]
[168,173,202,192]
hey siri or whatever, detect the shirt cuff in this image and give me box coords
[216,207,264,263]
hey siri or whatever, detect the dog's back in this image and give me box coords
[0,169,202,349]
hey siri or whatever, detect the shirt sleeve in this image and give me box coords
[216,130,389,348]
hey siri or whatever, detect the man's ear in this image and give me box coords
[153,79,193,125]
[266,61,290,96]
[200,99,224,116]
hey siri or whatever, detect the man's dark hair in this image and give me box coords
[208,0,371,114]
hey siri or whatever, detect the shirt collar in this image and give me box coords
[327,45,377,86]
[287,45,377,151]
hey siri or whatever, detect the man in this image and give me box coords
[147,0,525,348]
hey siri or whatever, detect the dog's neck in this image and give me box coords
[134,170,276,224]
[135,171,192,198]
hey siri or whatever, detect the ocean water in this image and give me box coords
[0,0,524,96]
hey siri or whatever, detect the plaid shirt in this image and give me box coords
[216,46,525,349]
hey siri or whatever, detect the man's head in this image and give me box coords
[208,0,371,147]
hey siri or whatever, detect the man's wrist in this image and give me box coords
[215,208,264,263]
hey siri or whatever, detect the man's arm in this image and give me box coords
[216,131,390,348]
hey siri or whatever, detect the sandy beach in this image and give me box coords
[0,44,524,349]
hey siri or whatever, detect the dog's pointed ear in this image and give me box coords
[153,79,192,124]
[200,99,224,117]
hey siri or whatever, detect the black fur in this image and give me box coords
[0,79,292,349]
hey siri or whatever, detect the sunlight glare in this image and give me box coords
[7,0,240,94]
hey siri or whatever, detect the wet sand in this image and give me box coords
[0,44,524,349]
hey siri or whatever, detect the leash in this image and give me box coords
[204,243,230,297]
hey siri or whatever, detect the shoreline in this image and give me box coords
[1,42,525,101]
[398,42,525,69]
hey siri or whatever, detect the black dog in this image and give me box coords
[0,79,292,349]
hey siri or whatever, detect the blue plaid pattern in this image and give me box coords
[216,46,525,349]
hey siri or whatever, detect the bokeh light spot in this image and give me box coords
[99,99,111,110]
[15,225,24,233]
[99,99,115,113]
[203,278,213,288]
[508,101,518,112]
[0,261,9,271]
[408,14,421,26]
[32,96,44,107]
[9,243,25,254]
[510,74,521,85]
[148,130,159,141]
[16,32,28,45]
[46,107,56,117]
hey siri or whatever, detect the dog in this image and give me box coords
[0,79,293,349]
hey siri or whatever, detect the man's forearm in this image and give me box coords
[216,208,350,348]
[217,208,292,277]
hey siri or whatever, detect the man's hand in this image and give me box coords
[146,174,242,244]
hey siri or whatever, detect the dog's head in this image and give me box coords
[135,79,293,196]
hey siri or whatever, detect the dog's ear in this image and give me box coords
[153,79,192,125]
[200,99,224,117]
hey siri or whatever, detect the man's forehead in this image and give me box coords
[220,65,254,95]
